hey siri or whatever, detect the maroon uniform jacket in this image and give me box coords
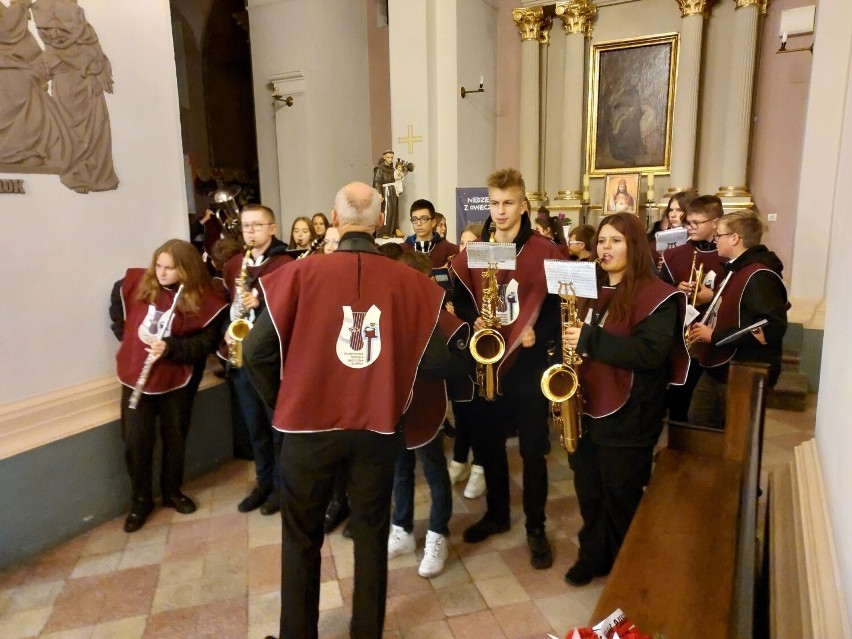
[260,247,445,436]
[451,232,564,394]
[401,311,469,449]
[697,262,787,370]
[580,279,690,418]
[402,234,460,268]
[217,244,293,361]
[116,269,227,394]
[661,242,727,311]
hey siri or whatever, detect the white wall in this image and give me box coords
[0,1,188,406]
[815,3,852,621]
[247,0,373,228]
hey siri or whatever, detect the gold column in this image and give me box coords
[513,6,546,206]
[668,0,713,195]
[538,17,553,205]
[554,1,596,210]
[716,0,768,207]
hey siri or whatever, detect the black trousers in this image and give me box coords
[278,429,400,639]
[458,376,551,531]
[120,384,193,501]
[568,436,653,573]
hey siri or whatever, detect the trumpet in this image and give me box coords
[227,243,254,368]
[469,222,506,401]
[540,282,584,453]
[683,251,704,343]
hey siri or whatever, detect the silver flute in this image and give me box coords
[129,284,184,409]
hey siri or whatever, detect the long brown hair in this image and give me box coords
[289,216,317,249]
[137,239,212,315]
[597,213,656,323]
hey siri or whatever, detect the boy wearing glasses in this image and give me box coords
[687,211,788,428]
[659,195,729,421]
[402,199,459,268]
[221,204,293,515]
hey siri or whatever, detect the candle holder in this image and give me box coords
[460,79,485,99]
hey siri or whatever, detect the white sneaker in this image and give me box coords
[448,460,471,484]
[387,524,416,558]
[418,530,448,578]
[463,465,486,499]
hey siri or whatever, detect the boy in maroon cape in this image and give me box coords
[688,211,788,428]
[242,182,461,639]
[450,168,564,570]
[220,204,293,516]
[659,195,728,422]
[401,198,459,268]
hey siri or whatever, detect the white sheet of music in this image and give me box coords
[466,242,517,270]
[655,226,688,251]
[543,260,598,299]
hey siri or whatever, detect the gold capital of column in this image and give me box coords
[512,6,545,41]
[735,0,769,14]
[675,0,713,18]
[555,0,597,36]
[539,16,553,45]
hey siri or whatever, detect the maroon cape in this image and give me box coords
[401,311,469,449]
[697,264,784,368]
[661,242,727,311]
[451,233,564,394]
[217,249,293,361]
[401,237,460,268]
[580,279,690,418]
[116,269,227,393]
[261,251,445,435]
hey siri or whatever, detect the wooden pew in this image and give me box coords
[591,362,769,638]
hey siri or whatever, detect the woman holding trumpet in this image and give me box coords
[562,213,688,586]
[110,239,227,532]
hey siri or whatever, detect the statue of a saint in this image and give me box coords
[372,150,397,236]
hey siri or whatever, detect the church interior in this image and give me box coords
[0,0,850,637]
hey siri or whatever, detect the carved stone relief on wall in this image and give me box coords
[0,0,118,193]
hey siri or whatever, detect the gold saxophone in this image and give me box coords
[227,242,254,368]
[468,222,506,401]
[540,282,584,453]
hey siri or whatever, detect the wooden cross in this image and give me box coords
[398,125,423,155]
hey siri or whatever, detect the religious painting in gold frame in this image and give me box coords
[586,33,678,176]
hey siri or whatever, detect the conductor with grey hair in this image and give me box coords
[243,182,460,639]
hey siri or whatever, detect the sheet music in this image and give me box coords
[543,259,598,299]
[655,226,688,251]
[466,241,517,269]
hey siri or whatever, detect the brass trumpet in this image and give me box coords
[469,222,506,401]
[683,251,704,344]
[540,282,584,453]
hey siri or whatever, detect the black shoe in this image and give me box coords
[323,499,351,533]
[526,529,553,569]
[238,484,271,513]
[162,492,197,514]
[260,489,280,516]
[124,499,154,533]
[462,515,510,543]
[341,522,352,539]
[564,560,596,586]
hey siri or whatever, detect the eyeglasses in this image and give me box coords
[713,232,735,242]
[568,240,584,246]
[410,216,433,224]
[684,219,712,229]
[241,222,273,231]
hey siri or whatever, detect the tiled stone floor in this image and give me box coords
[0,397,816,638]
